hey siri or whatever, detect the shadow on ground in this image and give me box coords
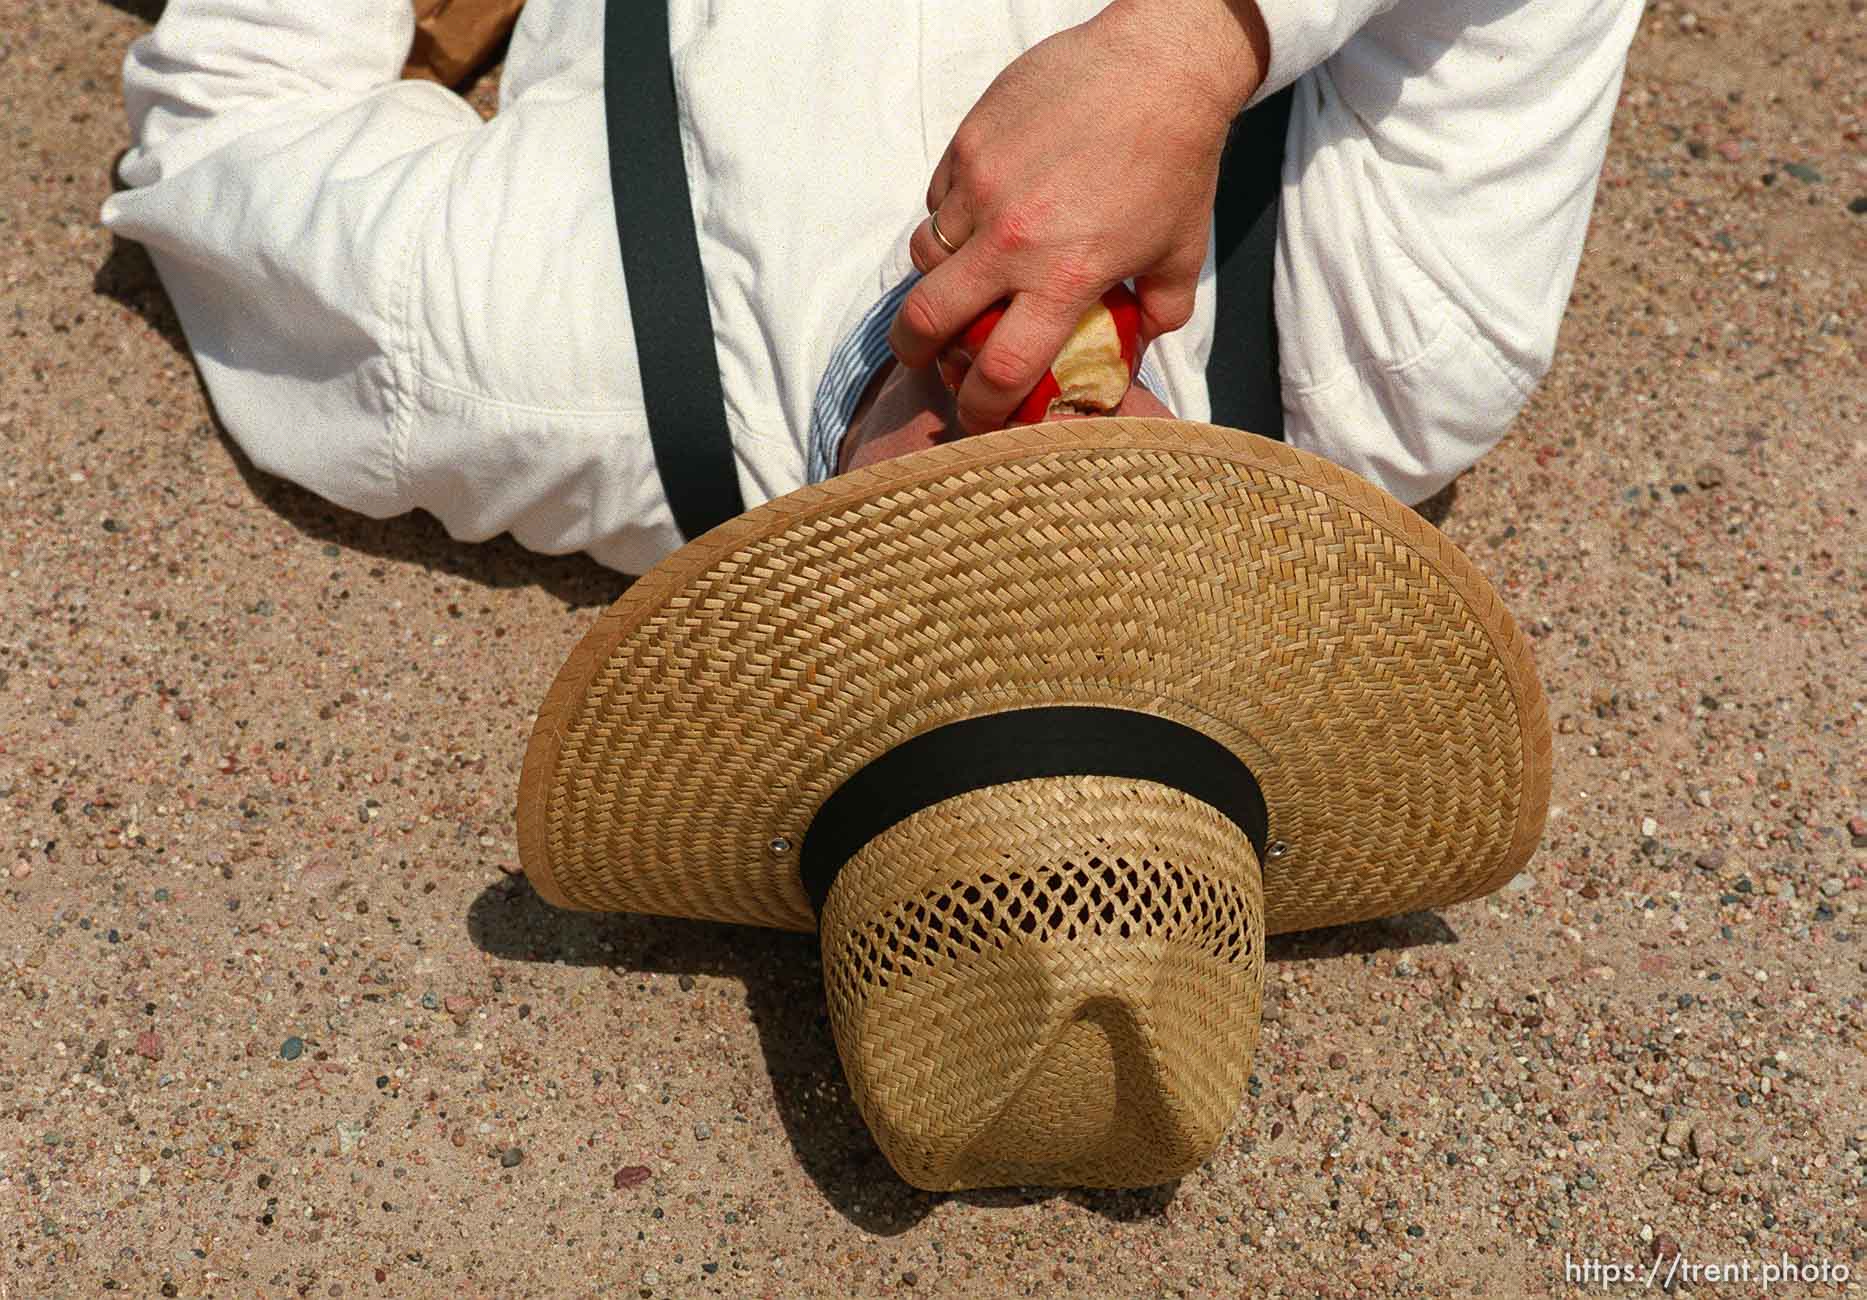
[94,233,188,360]
[1412,476,1459,528]
[218,437,633,610]
[467,876,1457,1233]
[99,0,164,23]
[1266,909,1459,963]
[92,235,628,607]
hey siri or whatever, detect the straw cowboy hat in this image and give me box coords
[516,417,1551,1191]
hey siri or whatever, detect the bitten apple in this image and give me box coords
[936,283,1143,425]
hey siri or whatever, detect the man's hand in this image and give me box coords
[888,0,1269,436]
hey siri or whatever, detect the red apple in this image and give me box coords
[936,283,1144,425]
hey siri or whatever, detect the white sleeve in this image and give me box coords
[1271,0,1643,503]
[99,0,676,572]
[1245,0,1401,105]
[100,0,480,519]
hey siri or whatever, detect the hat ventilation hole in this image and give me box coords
[842,855,1256,998]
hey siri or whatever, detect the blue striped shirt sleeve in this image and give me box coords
[807,271,1169,484]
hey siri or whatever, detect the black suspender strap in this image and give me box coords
[604,1,1286,523]
[603,0,746,542]
[1207,84,1294,441]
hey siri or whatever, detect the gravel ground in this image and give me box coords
[3,1,1863,1296]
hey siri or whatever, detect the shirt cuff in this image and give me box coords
[807,273,918,483]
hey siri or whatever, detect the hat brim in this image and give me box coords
[516,418,1551,934]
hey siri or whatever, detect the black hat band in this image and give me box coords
[799,706,1268,917]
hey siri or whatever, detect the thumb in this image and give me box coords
[1133,269,1199,348]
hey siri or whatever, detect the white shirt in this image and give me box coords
[101,0,1640,576]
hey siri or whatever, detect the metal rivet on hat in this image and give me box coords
[769,836,791,855]
[1266,840,1288,860]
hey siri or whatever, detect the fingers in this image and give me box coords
[911,143,965,276]
[888,241,1001,369]
[925,142,955,216]
[908,203,972,275]
[951,291,1081,436]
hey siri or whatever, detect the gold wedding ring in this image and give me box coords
[929,209,962,255]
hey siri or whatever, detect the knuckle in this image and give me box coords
[961,169,1000,218]
[989,200,1048,256]
[1046,253,1102,302]
[897,289,944,344]
[975,339,1044,393]
[948,123,987,174]
[955,396,998,433]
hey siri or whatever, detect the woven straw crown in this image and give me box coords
[517,419,1550,1190]
[823,775,1264,1189]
